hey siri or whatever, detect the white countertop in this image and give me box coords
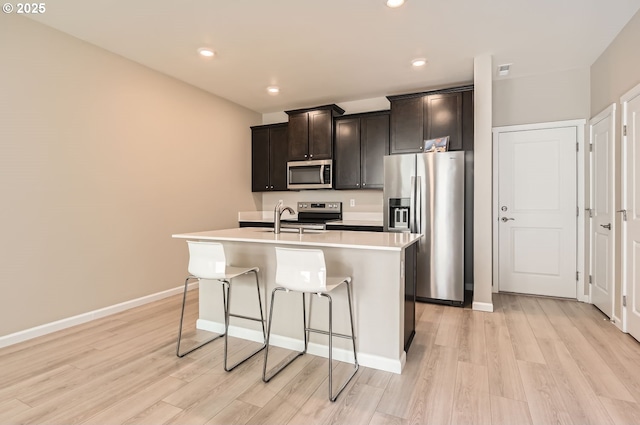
[172,227,419,251]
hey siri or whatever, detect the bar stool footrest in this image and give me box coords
[306,327,353,340]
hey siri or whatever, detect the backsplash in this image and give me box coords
[261,190,383,214]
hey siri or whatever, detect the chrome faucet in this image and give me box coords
[274,201,295,234]
[273,201,296,234]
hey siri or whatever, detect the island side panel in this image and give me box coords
[195,240,405,373]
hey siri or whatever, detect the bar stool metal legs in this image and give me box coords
[327,279,358,401]
[262,280,359,402]
[176,275,225,358]
[223,269,267,371]
[176,270,266,371]
[262,289,308,382]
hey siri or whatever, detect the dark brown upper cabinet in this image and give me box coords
[286,104,345,161]
[334,111,390,190]
[423,92,462,150]
[251,123,288,192]
[388,85,473,154]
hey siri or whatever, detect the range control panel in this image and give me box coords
[297,201,342,213]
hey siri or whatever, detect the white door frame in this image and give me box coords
[588,104,616,319]
[621,82,640,333]
[492,119,587,302]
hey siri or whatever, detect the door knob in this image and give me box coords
[501,217,515,222]
[600,223,611,230]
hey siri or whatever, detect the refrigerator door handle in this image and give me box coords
[415,176,422,234]
[410,176,416,233]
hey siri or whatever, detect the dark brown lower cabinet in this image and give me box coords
[404,242,417,352]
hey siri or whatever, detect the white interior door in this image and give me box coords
[622,85,640,341]
[590,105,616,318]
[497,127,577,298]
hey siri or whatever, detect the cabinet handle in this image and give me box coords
[265,185,268,189]
[356,183,359,187]
[270,185,274,189]
[362,183,366,186]
[310,154,313,158]
[304,154,308,158]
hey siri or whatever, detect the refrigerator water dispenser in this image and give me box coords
[388,198,410,230]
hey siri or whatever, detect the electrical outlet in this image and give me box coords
[350,199,355,207]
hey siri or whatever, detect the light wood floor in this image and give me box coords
[2,292,640,425]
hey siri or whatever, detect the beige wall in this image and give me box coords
[590,9,640,320]
[0,16,261,336]
[493,68,590,127]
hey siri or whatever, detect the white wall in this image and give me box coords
[493,68,590,127]
[0,15,261,337]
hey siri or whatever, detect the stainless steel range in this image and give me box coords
[283,201,342,230]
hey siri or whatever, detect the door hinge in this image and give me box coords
[577,206,579,217]
[623,125,627,137]
[576,271,579,281]
[589,275,592,284]
[576,142,579,152]
[623,295,627,307]
[589,143,593,152]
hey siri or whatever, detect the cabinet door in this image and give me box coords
[269,125,289,191]
[361,113,389,189]
[308,109,332,160]
[334,118,361,189]
[390,96,424,154]
[424,92,463,150]
[251,128,270,192]
[288,113,309,160]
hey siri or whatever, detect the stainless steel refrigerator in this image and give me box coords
[383,151,465,305]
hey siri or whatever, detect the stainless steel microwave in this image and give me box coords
[287,159,332,190]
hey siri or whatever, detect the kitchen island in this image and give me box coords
[172,227,420,373]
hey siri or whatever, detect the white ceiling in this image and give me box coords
[29,0,640,113]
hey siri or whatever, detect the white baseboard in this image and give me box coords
[472,301,494,312]
[0,282,198,349]
[197,318,404,374]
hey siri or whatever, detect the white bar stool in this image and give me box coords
[176,241,266,372]
[262,246,358,402]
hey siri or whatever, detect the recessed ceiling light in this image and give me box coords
[411,58,427,67]
[386,0,406,7]
[267,86,280,95]
[197,47,215,58]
